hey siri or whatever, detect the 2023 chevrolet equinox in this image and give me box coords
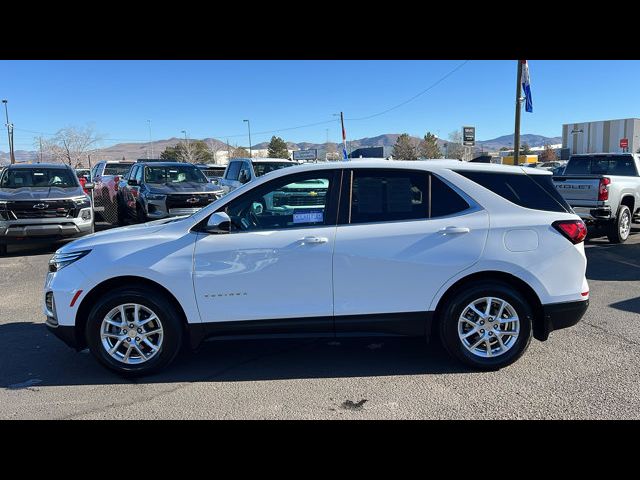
[43,160,589,376]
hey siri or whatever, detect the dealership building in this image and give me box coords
[562,118,640,155]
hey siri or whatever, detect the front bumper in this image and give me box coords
[537,299,589,341]
[0,212,93,244]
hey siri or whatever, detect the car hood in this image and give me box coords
[0,186,85,201]
[147,182,221,194]
[58,216,189,253]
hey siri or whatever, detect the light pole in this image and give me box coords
[2,100,15,164]
[243,120,252,158]
[147,120,154,159]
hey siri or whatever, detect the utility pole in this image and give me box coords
[2,100,15,164]
[513,60,524,166]
[243,120,252,158]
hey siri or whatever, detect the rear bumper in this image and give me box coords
[537,299,589,341]
[572,206,612,222]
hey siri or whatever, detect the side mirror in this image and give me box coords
[128,179,138,186]
[239,171,250,184]
[205,212,231,234]
[84,182,95,190]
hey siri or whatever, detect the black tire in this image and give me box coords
[607,205,631,244]
[116,195,127,226]
[0,244,7,256]
[136,203,148,223]
[85,286,183,377]
[439,281,533,371]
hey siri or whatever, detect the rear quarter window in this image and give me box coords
[456,171,571,213]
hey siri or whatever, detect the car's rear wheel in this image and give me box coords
[439,282,533,370]
[607,205,631,243]
[86,287,183,377]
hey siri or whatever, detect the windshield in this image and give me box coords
[253,162,295,177]
[564,155,638,176]
[104,164,133,176]
[144,165,208,184]
[0,168,79,189]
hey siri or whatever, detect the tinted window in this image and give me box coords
[144,165,208,184]
[225,162,241,180]
[430,175,471,217]
[223,171,336,231]
[350,170,428,224]
[104,163,134,176]
[253,161,295,177]
[134,166,143,182]
[457,171,570,213]
[564,155,638,176]
[0,168,79,188]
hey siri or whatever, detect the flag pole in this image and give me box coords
[513,60,523,166]
[340,112,348,161]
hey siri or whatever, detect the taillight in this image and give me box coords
[553,220,587,244]
[598,177,610,201]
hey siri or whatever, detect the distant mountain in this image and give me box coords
[0,132,562,165]
[477,134,562,151]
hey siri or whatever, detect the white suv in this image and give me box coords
[43,160,589,376]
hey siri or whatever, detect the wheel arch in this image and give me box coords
[432,270,548,341]
[620,195,635,214]
[74,275,190,350]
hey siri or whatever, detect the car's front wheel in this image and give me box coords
[439,282,533,370]
[85,287,183,377]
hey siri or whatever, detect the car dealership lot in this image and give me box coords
[1,232,639,419]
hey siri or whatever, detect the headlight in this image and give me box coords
[71,196,91,208]
[147,194,166,201]
[49,250,91,273]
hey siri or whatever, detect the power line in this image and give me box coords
[346,60,470,121]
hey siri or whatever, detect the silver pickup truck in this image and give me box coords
[553,153,640,243]
[0,163,94,255]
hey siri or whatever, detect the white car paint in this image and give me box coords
[44,160,588,335]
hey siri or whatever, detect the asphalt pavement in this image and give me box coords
[1,229,639,419]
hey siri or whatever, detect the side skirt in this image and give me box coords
[187,312,434,349]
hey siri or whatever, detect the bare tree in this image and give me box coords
[447,130,466,160]
[40,125,103,167]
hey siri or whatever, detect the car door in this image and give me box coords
[332,168,489,327]
[193,168,342,328]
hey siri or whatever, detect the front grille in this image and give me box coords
[165,194,216,209]
[273,193,326,207]
[7,200,76,220]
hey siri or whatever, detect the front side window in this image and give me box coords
[0,168,79,188]
[222,171,337,232]
[144,165,208,184]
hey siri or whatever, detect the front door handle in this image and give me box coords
[300,236,329,244]
[440,226,470,235]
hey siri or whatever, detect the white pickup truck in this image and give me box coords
[553,153,640,243]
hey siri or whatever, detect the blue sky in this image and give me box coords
[3,60,640,150]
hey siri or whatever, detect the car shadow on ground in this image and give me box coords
[609,296,640,314]
[585,228,640,281]
[0,322,470,388]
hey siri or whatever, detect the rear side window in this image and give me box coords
[564,155,638,176]
[457,171,571,213]
[348,170,470,224]
[225,162,241,180]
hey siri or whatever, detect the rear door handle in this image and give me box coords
[300,236,329,244]
[440,226,470,235]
